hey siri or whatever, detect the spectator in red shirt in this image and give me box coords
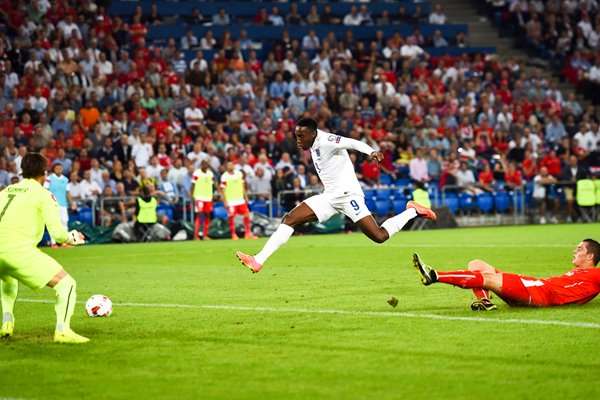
[504,161,523,189]
[361,158,381,187]
[478,162,495,193]
[539,150,562,177]
[520,150,537,181]
[495,80,514,105]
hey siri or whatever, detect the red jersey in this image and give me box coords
[501,268,600,307]
[543,268,600,306]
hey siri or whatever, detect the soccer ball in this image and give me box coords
[85,295,113,317]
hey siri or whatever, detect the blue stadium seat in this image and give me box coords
[363,189,376,201]
[374,200,391,216]
[459,193,477,213]
[249,200,268,215]
[75,207,94,226]
[392,198,409,214]
[213,203,229,219]
[477,193,494,213]
[395,178,411,188]
[379,174,393,186]
[443,194,459,214]
[375,189,391,200]
[157,204,174,221]
[494,192,510,213]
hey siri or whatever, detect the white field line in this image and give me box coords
[58,243,574,260]
[19,299,600,329]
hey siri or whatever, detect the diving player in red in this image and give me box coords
[412,238,600,310]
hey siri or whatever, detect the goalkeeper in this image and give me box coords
[0,152,88,344]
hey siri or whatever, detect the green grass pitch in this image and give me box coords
[1,224,600,399]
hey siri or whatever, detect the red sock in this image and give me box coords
[193,217,201,239]
[228,217,236,235]
[243,215,251,234]
[436,271,484,289]
[472,288,490,300]
[203,216,211,237]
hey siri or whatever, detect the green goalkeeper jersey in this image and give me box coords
[0,178,68,250]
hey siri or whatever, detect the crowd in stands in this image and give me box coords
[0,0,598,230]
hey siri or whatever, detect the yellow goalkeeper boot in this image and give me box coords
[54,329,89,344]
[0,321,14,338]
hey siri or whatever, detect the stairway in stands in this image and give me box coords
[443,0,580,100]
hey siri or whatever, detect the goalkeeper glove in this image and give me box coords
[66,230,85,245]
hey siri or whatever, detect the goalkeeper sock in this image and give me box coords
[1,277,18,321]
[254,224,294,265]
[381,207,417,238]
[53,275,77,332]
[436,271,484,289]
[203,216,211,238]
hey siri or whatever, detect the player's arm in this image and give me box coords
[219,179,228,207]
[41,191,69,244]
[335,135,384,163]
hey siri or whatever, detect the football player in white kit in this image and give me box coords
[236,117,436,273]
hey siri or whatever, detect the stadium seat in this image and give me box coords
[157,204,174,221]
[392,198,409,214]
[374,199,391,216]
[363,189,376,201]
[379,174,393,186]
[459,193,477,213]
[375,189,391,200]
[213,203,229,219]
[476,193,494,214]
[443,194,459,214]
[494,192,511,213]
[249,200,268,215]
[395,178,411,188]
[76,207,94,226]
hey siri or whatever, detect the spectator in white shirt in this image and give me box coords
[184,99,204,130]
[132,135,154,168]
[268,7,285,26]
[180,29,199,50]
[429,4,447,25]
[343,6,363,26]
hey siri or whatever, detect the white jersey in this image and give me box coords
[310,129,375,197]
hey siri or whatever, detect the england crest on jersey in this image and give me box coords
[315,149,320,157]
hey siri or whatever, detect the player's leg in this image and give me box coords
[48,270,89,343]
[227,205,238,240]
[237,199,324,272]
[241,204,258,239]
[467,259,497,301]
[202,211,211,240]
[2,249,88,342]
[412,253,502,310]
[193,201,201,240]
[1,275,18,338]
[355,200,436,244]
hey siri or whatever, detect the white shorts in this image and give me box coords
[304,193,372,223]
[59,206,69,229]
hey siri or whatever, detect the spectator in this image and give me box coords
[212,8,231,26]
[429,4,447,25]
[532,166,559,224]
[343,6,363,26]
[180,29,198,50]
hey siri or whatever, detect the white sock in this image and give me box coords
[254,224,295,265]
[381,208,417,238]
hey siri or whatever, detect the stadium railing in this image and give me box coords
[99,195,190,227]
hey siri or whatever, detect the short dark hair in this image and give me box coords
[21,152,47,179]
[297,117,318,132]
[583,238,600,266]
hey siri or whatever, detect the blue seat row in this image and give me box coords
[110,1,430,17]
[147,24,468,42]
